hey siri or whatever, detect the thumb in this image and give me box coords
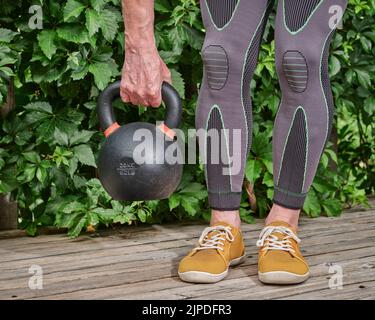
[162,65,172,85]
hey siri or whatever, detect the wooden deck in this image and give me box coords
[0,201,374,300]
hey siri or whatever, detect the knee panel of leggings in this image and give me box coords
[273,0,348,209]
[197,0,274,210]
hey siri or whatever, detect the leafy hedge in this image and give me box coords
[0,0,373,237]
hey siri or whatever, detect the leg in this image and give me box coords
[196,0,273,216]
[258,0,348,285]
[272,0,348,214]
[179,0,273,283]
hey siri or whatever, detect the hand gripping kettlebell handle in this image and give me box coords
[97,80,182,138]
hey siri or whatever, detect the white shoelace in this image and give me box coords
[256,226,301,253]
[195,225,234,252]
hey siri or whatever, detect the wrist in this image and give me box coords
[125,30,156,52]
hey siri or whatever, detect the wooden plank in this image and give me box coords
[1,223,374,274]
[1,237,373,300]
[1,233,374,284]
[1,205,374,246]
[1,211,374,263]
[1,236,373,295]
[21,254,375,300]
[0,205,373,300]
[0,216,373,279]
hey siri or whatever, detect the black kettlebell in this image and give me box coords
[97,80,183,201]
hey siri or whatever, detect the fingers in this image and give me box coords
[148,86,162,108]
[120,88,130,104]
[120,63,171,108]
[120,81,142,106]
[163,69,172,85]
[120,79,130,103]
[121,82,162,108]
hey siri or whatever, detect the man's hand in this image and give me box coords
[121,0,171,107]
[121,47,171,107]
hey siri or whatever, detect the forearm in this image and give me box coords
[122,0,156,50]
[120,0,171,107]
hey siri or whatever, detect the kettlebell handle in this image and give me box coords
[97,80,182,138]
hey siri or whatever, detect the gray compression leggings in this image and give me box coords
[196,0,348,210]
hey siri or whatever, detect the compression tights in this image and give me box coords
[196,0,348,210]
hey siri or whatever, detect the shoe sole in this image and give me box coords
[178,254,246,284]
[258,271,310,284]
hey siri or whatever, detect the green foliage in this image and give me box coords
[0,0,373,237]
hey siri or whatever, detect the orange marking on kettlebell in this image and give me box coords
[104,122,121,137]
[157,123,176,140]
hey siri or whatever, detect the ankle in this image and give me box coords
[211,210,241,228]
[265,204,300,230]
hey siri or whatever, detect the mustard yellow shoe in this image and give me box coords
[178,222,246,283]
[257,221,309,284]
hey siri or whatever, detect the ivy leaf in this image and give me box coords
[267,95,280,116]
[170,69,185,99]
[23,102,52,114]
[71,65,89,80]
[322,199,342,217]
[168,194,180,211]
[87,211,100,226]
[69,158,79,178]
[99,9,120,41]
[155,0,171,13]
[303,190,321,217]
[260,155,273,174]
[25,223,38,236]
[92,208,117,223]
[262,172,274,187]
[329,55,341,77]
[181,196,199,216]
[137,209,147,223]
[320,153,329,168]
[345,69,355,84]
[360,36,372,52]
[90,0,106,11]
[239,207,254,224]
[113,213,131,224]
[364,96,375,115]
[85,9,100,37]
[18,165,36,183]
[57,25,91,45]
[54,128,69,146]
[355,68,371,88]
[0,28,18,43]
[266,188,274,200]
[251,132,271,157]
[61,201,86,214]
[181,24,204,50]
[325,148,338,164]
[23,152,41,164]
[245,159,262,183]
[68,215,88,238]
[73,144,97,167]
[64,0,86,21]
[36,167,47,183]
[55,211,79,229]
[89,62,113,90]
[37,30,57,60]
[70,130,96,146]
[180,182,204,194]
